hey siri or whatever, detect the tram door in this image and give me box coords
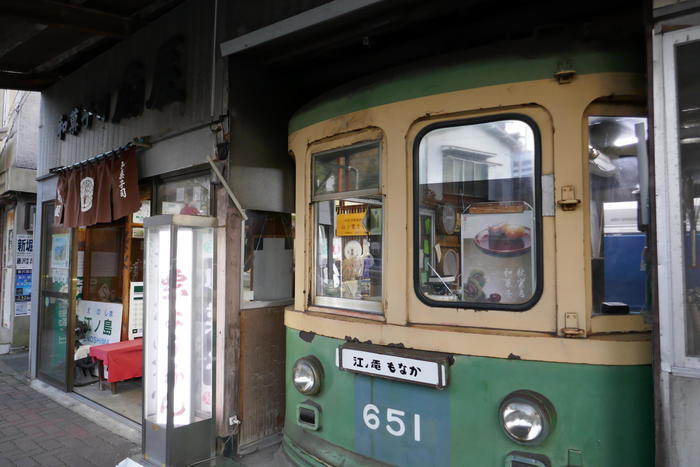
[654,24,700,466]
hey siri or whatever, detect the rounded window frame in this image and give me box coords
[411,113,544,311]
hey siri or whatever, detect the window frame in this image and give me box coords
[310,140,384,315]
[412,113,544,311]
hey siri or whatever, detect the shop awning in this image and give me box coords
[53,147,141,228]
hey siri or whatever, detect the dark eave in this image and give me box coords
[0,0,183,91]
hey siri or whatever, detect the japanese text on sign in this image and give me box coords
[337,348,447,387]
[16,234,33,267]
[76,300,123,345]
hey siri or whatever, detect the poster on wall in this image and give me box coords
[15,270,32,301]
[16,234,33,268]
[50,234,70,269]
[76,300,123,345]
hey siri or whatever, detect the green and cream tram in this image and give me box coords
[282,43,653,466]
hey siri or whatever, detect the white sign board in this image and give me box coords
[76,300,123,345]
[337,347,447,387]
[16,234,33,268]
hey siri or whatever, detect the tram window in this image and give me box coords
[312,142,382,313]
[676,40,700,356]
[588,116,649,315]
[414,117,540,309]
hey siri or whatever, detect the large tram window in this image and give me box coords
[312,142,383,313]
[677,41,700,356]
[588,116,649,315]
[414,117,540,309]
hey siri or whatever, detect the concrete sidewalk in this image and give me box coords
[0,352,139,466]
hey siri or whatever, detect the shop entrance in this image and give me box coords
[36,181,151,424]
[71,210,145,423]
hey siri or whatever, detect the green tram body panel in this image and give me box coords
[283,328,653,467]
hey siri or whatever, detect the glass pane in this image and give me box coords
[588,116,649,315]
[313,143,380,197]
[37,296,69,384]
[415,119,538,306]
[143,224,214,426]
[677,41,700,356]
[180,226,214,422]
[243,210,293,302]
[84,224,125,302]
[157,174,211,216]
[144,224,169,425]
[38,202,72,386]
[315,197,382,308]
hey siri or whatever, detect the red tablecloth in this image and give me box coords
[89,339,143,383]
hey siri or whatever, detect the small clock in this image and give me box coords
[438,205,457,235]
[344,239,362,259]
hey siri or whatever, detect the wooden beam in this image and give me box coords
[0,0,135,38]
[0,71,55,90]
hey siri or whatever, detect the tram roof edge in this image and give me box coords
[288,44,644,135]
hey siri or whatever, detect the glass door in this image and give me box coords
[37,201,74,390]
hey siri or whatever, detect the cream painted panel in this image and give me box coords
[285,310,651,366]
[289,73,647,335]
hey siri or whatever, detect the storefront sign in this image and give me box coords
[76,301,123,345]
[337,212,368,236]
[57,35,185,139]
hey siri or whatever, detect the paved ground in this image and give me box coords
[0,352,140,467]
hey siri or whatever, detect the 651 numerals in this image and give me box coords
[362,403,422,442]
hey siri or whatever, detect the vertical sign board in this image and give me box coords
[15,234,33,316]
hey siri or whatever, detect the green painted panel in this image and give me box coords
[289,47,643,134]
[284,328,654,466]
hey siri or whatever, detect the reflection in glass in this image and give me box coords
[157,174,211,216]
[312,142,383,313]
[588,116,649,316]
[315,198,382,304]
[37,202,72,387]
[677,41,700,356]
[415,119,537,306]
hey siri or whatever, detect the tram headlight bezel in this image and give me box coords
[498,390,555,445]
[292,355,324,395]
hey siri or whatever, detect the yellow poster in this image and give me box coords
[336,212,367,236]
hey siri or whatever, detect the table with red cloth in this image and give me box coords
[89,339,143,393]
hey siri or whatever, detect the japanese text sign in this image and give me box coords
[16,234,33,268]
[337,344,449,388]
[76,300,123,345]
[336,212,368,237]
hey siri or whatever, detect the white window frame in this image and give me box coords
[656,25,700,372]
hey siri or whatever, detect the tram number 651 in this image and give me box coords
[362,404,421,442]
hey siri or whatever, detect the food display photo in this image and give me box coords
[461,205,535,305]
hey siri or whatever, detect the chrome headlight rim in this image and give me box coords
[498,389,555,446]
[292,355,324,395]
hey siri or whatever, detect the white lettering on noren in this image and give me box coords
[80,177,94,212]
[119,161,127,198]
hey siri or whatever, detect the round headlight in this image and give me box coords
[498,390,555,445]
[292,356,324,395]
